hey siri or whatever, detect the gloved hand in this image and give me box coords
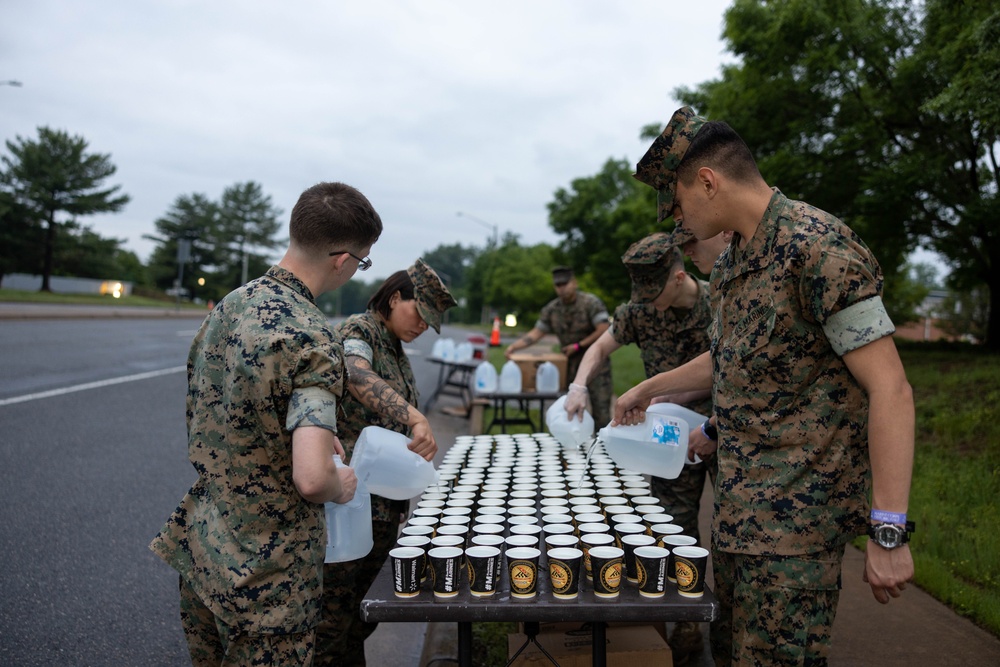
[564,383,590,422]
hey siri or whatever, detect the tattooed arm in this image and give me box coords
[344,354,437,461]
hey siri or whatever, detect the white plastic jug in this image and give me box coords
[438,338,456,361]
[325,455,374,563]
[351,426,439,499]
[473,361,498,394]
[499,360,522,393]
[430,339,446,359]
[535,361,560,393]
[455,342,474,362]
[545,395,594,450]
[598,402,702,479]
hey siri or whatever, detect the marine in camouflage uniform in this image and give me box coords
[149,181,382,666]
[507,266,613,427]
[317,259,455,667]
[614,232,716,547]
[150,267,347,664]
[632,107,915,666]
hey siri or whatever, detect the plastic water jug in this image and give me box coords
[350,426,439,499]
[535,361,560,393]
[473,361,498,394]
[439,338,456,361]
[545,395,594,450]
[325,455,374,563]
[455,342,474,362]
[499,360,522,393]
[431,339,445,359]
[598,402,703,479]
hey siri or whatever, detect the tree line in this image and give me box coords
[1,0,996,346]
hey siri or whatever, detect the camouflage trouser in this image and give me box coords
[178,576,315,667]
[315,518,400,667]
[650,453,717,546]
[709,545,844,667]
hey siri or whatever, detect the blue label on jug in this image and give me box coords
[650,416,681,447]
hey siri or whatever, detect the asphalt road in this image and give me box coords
[0,315,462,666]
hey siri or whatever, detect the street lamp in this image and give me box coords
[456,211,498,247]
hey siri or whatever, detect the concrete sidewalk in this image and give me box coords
[369,390,1000,667]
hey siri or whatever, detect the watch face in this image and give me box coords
[874,525,904,548]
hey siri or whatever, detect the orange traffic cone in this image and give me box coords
[489,316,501,347]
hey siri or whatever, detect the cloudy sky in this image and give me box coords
[2,1,745,278]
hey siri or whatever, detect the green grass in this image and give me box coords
[895,343,1000,635]
[0,287,204,309]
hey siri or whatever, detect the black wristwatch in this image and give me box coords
[700,419,718,441]
[867,521,915,550]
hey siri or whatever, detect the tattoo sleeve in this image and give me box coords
[345,355,412,425]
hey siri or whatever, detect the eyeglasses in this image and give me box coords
[329,250,372,271]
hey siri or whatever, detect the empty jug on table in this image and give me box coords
[473,361,498,394]
[535,361,560,393]
[499,360,522,393]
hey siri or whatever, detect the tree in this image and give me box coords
[466,234,556,326]
[0,127,129,291]
[421,243,479,292]
[675,0,1000,347]
[144,193,220,299]
[216,181,283,290]
[547,158,660,308]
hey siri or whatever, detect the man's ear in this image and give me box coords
[698,166,719,198]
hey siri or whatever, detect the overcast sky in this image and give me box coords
[1,0,744,279]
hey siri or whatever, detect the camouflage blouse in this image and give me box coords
[150,266,344,633]
[337,311,416,522]
[710,190,896,555]
[536,290,612,378]
[611,277,712,376]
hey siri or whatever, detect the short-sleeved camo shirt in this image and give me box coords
[710,190,896,556]
[150,266,344,634]
[610,276,713,379]
[337,311,416,522]
[535,290,612,380]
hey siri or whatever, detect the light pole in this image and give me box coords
[456,211,498,248]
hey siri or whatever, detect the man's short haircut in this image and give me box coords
[677,121,761,186]
[289,182,383,251]
[367,270,415,320]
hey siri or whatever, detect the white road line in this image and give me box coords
[0,366,187,407]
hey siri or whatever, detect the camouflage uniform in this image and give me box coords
[318,259,455,667]
[635,108,896,665]
[536,291,612,427]
[610,281,715,545]
[150,266,343,662]
[707,189,895,665]
[317,311,415,666]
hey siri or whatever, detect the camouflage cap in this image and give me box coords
[621,232,682,304]
[664,223,696,247]
[406,259,457,333]
[633,106,708,221]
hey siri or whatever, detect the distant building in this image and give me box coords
[893,289,961,342]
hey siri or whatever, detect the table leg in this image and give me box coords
[457,621,473,667]
[592,621,607,667]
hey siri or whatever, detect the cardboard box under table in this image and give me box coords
[508,623,671,667]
